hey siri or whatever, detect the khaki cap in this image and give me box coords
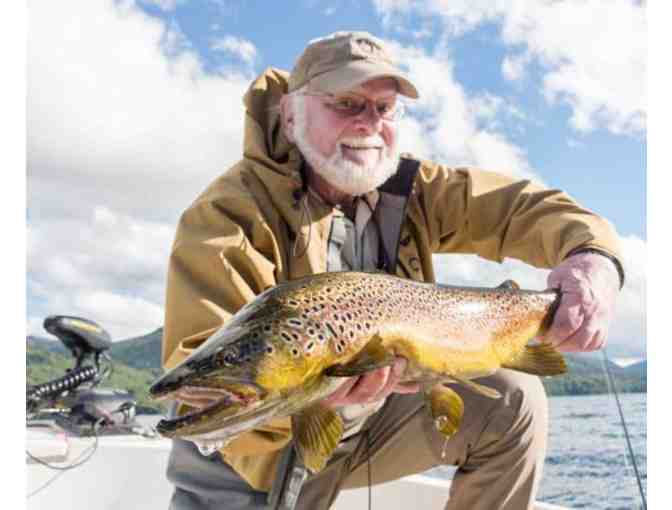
[288,32,419,99]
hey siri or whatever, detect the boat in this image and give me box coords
[27,315,570,509]
[27,416,568,510]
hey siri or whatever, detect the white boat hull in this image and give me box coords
[27,427,568,510]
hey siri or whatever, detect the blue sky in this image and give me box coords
[25,0,646,358]
[141,0,646,238]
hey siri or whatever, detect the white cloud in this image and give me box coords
[501,52,530,82]
[372,0,414,28]
[161,18,192,56]
[389,41,540,182]
[470,93,504,122]
[470,92,527,130]
[211,35,258,65]
[612,235,647,355]
[373,0,647,137]
[27,206,174,339]
[140,0,181,11]
[27,0,250,339]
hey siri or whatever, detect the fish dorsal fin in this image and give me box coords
[502,343,567,376]
[324,335,395,377]
[446,376,501,399]
[291,404,344,473]
[497,279,520,290]
[426,384,464,438]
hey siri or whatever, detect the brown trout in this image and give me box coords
[149,271,566,471]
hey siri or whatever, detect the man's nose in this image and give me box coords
[353,103,384,133]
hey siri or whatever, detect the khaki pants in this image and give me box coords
[167,369,548,510]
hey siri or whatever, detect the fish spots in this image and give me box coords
[325,323,337,338]
[334,339,347,354]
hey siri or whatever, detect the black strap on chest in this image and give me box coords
[374,156,421,274]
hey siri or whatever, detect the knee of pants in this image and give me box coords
[479,370,549,451]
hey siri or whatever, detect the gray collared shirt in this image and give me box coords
[323,190,387,440]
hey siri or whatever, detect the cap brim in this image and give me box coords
[309,60,419,99]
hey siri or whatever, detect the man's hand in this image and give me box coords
[541,251,621,352]
[322,357,421,408]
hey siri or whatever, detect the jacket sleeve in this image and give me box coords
[162,197,277,369]
[162,192,293,457]
[411,164,623,269]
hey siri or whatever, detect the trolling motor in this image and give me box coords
[26,315,138,435]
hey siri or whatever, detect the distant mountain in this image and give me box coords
[541,353,646,396]
[27,325,646,402]
[618,359,646,379]
[26,335,68,355]
[26,342,165,412]
[111,328,163,370]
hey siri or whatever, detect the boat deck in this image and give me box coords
[27,428,569,509]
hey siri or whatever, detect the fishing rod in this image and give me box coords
[600,349,647,510]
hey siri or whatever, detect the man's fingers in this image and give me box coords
[542,295,585,346]
[373,358,409,398]
[322,358,420,407]
[348,366,392,403]
[322,377,359,406]
[392,381,422,394]
[555,327,605,353]
[552,299,606,352]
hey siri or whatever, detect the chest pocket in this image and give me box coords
[395,227,424,281]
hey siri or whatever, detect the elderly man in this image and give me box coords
[162,32,623,510]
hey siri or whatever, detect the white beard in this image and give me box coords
[290,94,400,197]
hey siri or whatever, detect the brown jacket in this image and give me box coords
[161,68,622,490]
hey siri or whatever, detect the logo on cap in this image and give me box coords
[356,37,379,55]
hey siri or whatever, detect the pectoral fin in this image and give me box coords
[291,404,344,473]
[427,384,464,438]
[447,375,501,399]
[325,335,395,377]
[502,343,567,376]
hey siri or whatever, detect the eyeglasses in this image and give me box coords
[301,91,405,122]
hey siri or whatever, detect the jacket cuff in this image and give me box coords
[566,247,626,289]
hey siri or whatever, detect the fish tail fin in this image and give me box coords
[502,343,567,376]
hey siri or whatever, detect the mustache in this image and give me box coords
[338,135,386,147]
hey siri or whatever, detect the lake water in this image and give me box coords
[426,393,647,509]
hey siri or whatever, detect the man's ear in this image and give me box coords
[280,95,295,143]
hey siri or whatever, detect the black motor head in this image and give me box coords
[43,315,112,359]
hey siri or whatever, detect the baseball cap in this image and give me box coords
[288,32,419,99]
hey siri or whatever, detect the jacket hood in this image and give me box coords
[242,67,303,183]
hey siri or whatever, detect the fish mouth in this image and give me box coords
[153,381,269,438]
